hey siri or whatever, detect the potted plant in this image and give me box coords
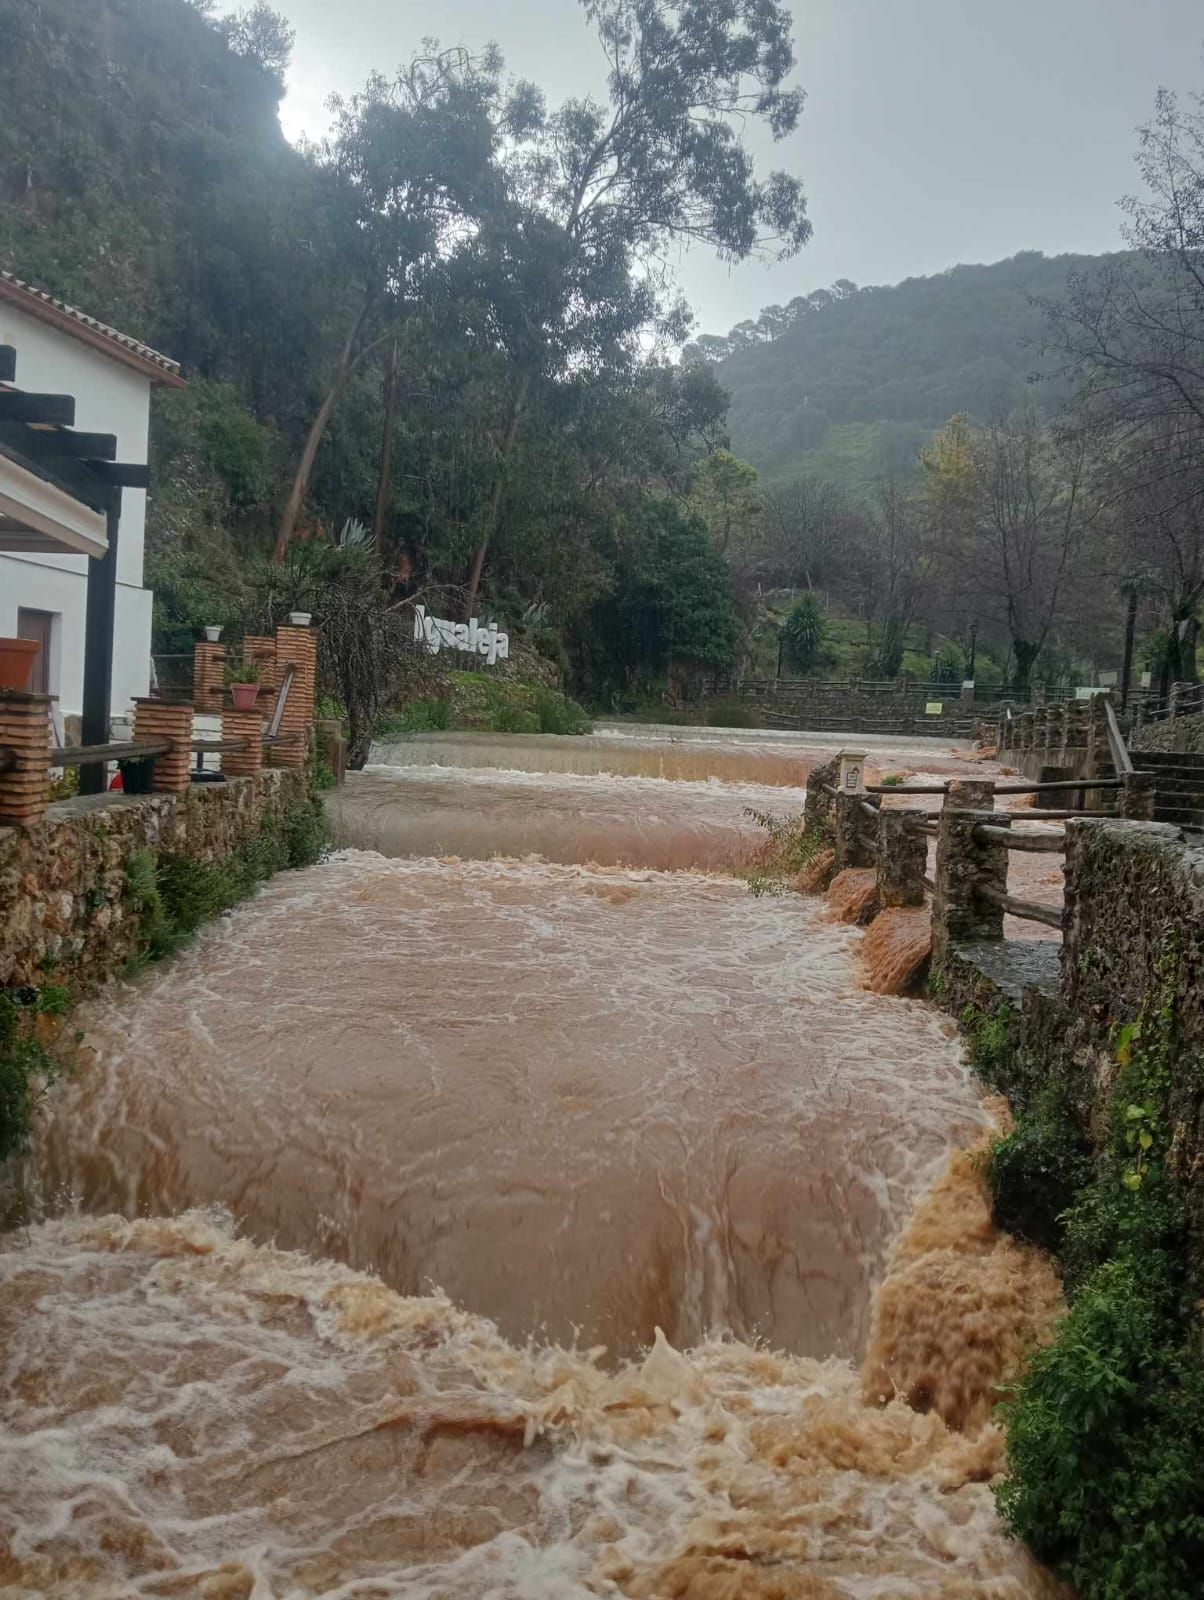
[0,637,39,692]
[224,657,263,710]
[287,611,312,626]
[203,625,223,643]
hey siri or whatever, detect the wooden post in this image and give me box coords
[0,691,51,826]
[80,491,121,796]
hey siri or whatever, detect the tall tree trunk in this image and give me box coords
[1012,638,1041,704]
[464,371,530,616]
[275,300,372,560]
[1120,589,1138,710]
[372,340,400,559]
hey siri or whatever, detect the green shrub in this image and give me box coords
[704,697,764,729]
[125,799,329,964]
[960,1002,1023,1097]
[779,593,826,674]
[998,1251,1204,1599]
[0,983,71,1163]
[995,963,1204,1598]
[989,1090,1093,1254]
[533,688,592,735]
[376,676,590,738]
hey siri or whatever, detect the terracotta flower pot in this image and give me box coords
[0,637,39,692]
[229,682,259,711]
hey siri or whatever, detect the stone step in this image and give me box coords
[1146,775,1204,793]
[1154,805,1204,827]
[1134,749,1204,768]
[1143,764,1204,780]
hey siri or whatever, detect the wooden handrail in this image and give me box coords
[962,806,1116,820]
[973,824,1066,852]
[866,777,1125,796]
[50,739,171,766]
[974,881,1063,929]
[1102,696,1134,778]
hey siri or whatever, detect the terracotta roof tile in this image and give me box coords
[0,271,184,384]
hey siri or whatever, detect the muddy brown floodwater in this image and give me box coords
[34,854,986,1362]
[2,727,1069,1598]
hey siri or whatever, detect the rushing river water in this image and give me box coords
[1,727,1068,1598]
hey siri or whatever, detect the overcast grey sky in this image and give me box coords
[271,0,1203,336]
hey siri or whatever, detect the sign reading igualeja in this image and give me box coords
[413,604,510,665]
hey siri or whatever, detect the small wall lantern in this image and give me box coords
[837,749,867,794]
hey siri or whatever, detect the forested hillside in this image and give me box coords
[692,252,1123,486]
[0,0,810,736]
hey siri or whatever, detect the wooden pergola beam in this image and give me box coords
[33,428,119,462]
[0,390,76,426]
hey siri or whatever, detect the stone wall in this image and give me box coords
[737,678,977,734]
[1130,711,1204,754]
[0,770,306,990]
[932,815,1204,1273]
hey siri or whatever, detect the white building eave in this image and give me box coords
[0,452,108,558]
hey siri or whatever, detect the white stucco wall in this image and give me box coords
[0,301,155,718]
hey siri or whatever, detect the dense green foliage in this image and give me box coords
[124,795,329,964]
[779,593,825,673]
[375,673,591,738]
[582,496,740,704]
[959,964,1204,1599]
[0,0,816,713]
[691,252,1116,486]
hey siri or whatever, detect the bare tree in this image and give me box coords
[847,480,934,678]
[968,414,1097,701]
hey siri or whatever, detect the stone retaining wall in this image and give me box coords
[0,770,306,990]
[1130,711,1204,754]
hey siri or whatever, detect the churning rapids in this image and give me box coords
[2,727,1068,1598]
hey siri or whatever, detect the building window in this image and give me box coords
[17,608,56,695]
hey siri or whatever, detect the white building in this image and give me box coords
[0,272,184,726]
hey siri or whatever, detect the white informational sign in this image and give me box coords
[413,604,510,666]
[924,701,943,715]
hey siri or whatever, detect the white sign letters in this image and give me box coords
[413,604,510,666]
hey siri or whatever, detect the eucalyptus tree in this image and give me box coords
[275,47,515,556]
[460,0,811,607]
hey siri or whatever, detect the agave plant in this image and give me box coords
[338,517,371,551]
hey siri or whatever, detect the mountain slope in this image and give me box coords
[704,251,1124,488]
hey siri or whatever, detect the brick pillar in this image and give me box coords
[271,624,318,769]
[877,811,928,907]
[1046,703,1067,764]
[931,780,1008,966]
[1033,705,1048,754]
[0,691,51,827]
[132,699,194,794]
[243,635,279,697]
[193,642,227,714]
[221,709,263,777]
